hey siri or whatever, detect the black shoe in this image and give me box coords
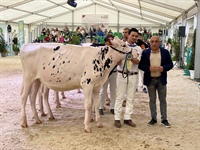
[143,88,148,93]
[124,120,136,127]
[114,120,121,128]
[110,109,114,115]
[99,109,104,115]
[148,118,157,126]
[161,120,171,128]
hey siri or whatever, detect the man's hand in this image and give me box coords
[157,66,163,72]
[150,66,163,72]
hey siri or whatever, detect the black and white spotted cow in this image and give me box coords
[20,36,138,132]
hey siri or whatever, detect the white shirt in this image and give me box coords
[118,43,142,72]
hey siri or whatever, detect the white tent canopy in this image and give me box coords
[0,0,197,28]
[0,0,200,80]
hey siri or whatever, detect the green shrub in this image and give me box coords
[188,29,196,70]
[171,29,181,61]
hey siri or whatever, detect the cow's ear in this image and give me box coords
[114,36,119,40]
[111,36,119,46]
[110,39,116,46]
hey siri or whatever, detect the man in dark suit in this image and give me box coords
[138,36,173,128]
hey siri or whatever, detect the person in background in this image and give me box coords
[114,28,142,128]
[104,29,108,36]
[99,34,117,115]
[138,36,173,128]
[108,29,113,35]
[35,36,40,43]
[165,42,172,53]
[89,25,96,43]
[122,28,129,42]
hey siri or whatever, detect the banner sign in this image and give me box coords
[82,14,108,32]
[18,20,24,48]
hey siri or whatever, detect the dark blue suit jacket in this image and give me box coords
[138,47,173,85]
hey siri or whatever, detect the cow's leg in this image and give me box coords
[29,80,42,124]
[82,86,93,133]
[92,89,103,128]
[61,91,66,99]
[38,84,46,116]
[54,91,61,108]
[43,87,54,120]
[20,77,34,128]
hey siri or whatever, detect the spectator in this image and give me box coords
[99,34,117,115]
[138,36,173,128]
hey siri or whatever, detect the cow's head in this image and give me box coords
[110,36,133,60]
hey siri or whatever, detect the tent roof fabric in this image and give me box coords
[0,0,197,26]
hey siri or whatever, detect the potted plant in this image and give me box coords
[12,44,20,55]
[188,29,196,79]
[171,29,181,66]
[0,28,8,57]
[69,32,81,45]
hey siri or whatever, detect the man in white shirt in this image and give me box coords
[114,28,142,128]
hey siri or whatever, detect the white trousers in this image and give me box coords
[99,72,117,109]
[114,73,138,120]
[138,69,147,90]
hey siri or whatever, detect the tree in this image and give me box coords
[171,29,181,61]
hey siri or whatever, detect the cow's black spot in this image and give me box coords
[68,61,70,63]
[63,61,65,64]
[53,65,55,68]
[100,47,109,60]
[57,71,59,73]
[86,79,91,84]
[43,67,45,70]
[94,64,99,71]
[52,57,55,60]
[104,58,111,70]
[84,71,86,75]
[53,46,60,51]
[68,77,71,81]
[100,73,103,77]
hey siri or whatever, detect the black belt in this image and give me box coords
[151,76,161,79]
[118,70,138,75]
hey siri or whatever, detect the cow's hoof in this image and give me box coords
[21,124,28,128]
[97,124,103,128]
[84,128,91,133]
[35,120,42,124]
[89,118,94,122]
[48,117,55,121]
[56,105,61,108]
[41,113,47,117]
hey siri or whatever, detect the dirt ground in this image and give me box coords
[0,56,200,150]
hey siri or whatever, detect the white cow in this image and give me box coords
[20,36,137,132]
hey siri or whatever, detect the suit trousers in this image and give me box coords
[147,77,167,120]
[114,73,138,120]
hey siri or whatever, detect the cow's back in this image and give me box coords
[20,43,99,91]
